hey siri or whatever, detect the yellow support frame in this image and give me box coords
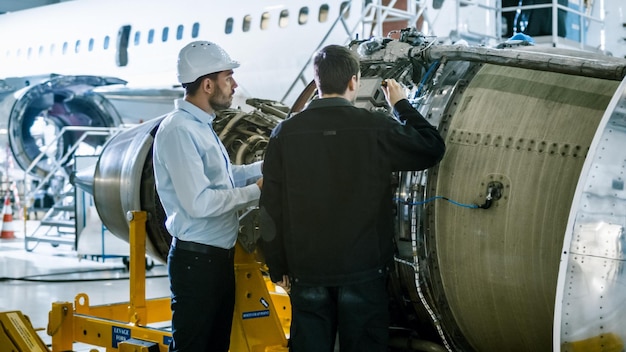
[0,310,50,352]
[47,210,290,351]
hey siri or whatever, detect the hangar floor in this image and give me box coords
[0,220,171,351]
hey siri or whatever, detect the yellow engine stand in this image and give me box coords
[47,210,290,351]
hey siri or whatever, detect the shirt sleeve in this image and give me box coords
[385,99,446,171]
[159,125,261,219]
[232,161,263,187]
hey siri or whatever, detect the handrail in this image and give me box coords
[281,0,422,103]
[22,126,124,205]
[449,0,605,52]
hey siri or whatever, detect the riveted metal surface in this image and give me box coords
[555,76,626,351]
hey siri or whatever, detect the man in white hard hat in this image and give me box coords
[153,41,263,352]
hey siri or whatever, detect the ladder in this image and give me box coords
[281,0,424,102]
[22,126,121,252]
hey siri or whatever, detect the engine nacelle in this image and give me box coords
[5,75,125,178]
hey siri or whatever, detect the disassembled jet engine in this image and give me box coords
[288,31,626,351]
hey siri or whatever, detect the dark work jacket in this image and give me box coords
[259,97,445,286]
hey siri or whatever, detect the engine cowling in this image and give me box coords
[5,75,125,178]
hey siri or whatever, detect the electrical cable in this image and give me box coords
[0,266,167,283]
[395,195,480,209]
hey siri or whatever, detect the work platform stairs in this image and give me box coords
[21,126,121,253]
[25,185,76,252]
[281,0,424,102]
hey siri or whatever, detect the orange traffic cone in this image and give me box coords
[0,194,15,239]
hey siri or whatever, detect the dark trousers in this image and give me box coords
[289,276,389,352]
[167,244,235,352]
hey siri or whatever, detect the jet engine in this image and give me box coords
[88,29,626,351]
[92,99,286,261]
[2,75,125,178]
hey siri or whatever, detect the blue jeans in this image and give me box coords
[168,244,235,352]
[289,276,389,352]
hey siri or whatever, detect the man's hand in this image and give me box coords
[381,78,406,107]
[256,177,263,190]
[276,275,290,293]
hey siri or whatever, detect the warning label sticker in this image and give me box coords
[6,312,45,352]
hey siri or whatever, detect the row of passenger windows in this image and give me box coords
[4,3,351,60]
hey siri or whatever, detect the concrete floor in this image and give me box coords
[0,220,170,351]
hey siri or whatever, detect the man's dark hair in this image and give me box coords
[183,71,220,96]
[313,45,360,95]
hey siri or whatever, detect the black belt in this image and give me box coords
[171,237,235,258]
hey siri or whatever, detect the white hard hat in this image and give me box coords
[177,41,240,84]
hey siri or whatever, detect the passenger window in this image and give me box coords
[279,10,289,28]
[148,29,154,44]
[27,47,32,59]
[103,36,110,50]
[261,12,270,30]
[225,18,234,34]
[192,22,200,38]
[38,46,44,57]
[50,44,55,55]
[340,1,350,18]
[134,32,141,46]
[176,25,184,40]
[62,42,68,54]
[88,38,94,51]
[162,27,169,42]
[243,15,252,32]
[299,7,309,25]
[319,5,329,22]
[75,40,81,53]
